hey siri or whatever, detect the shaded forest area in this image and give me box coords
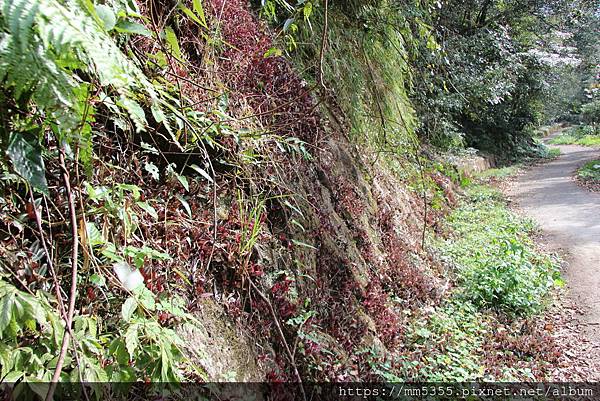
[0,0,598,399]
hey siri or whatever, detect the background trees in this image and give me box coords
[409,0,599,154]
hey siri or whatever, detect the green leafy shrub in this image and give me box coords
[0,0,169,190]
[0,0,210,391]
[459,237,557,314]
[401,182,562,382]
[577,160,600,182]
[582,101,600,124]
[0,274,198,398]
[441,185,560,315]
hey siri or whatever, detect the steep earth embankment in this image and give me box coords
[139,0,456,381]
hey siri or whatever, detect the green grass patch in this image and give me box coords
[547,147,562,158]
[476,166,520,179]
[577,160,600,182]
[578,136,600,147]
[548,125,600,147]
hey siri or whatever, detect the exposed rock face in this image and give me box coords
[448,154,496,176]
[161,0,457,381]
[178,299,267,381]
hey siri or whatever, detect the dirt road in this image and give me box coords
[510,136,600,347]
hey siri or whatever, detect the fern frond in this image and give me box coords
[0,0,159,140]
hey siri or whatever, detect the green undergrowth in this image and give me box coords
[488,137,560,166]
[538,146,562,159]
[405,183,562,381]
[443,185,561,314]
[476,166,521,180]
[548,125,600,147]
[514,139,561,162]
[406,300,488,381]
[0,0,229,394]
[578,160,600,182]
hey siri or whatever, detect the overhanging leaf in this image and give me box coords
[114,21,152,37]
[164,27,183,62]
[7,132,48,195]
[0,293,16,336]
[136,201,158,220]
[85,222,105,246]
[176,195,192,218]
[176,174,189,191]
[124,323,139,357]
[180,5,206,29]
[121,297,137,322]
[95,4,116,31]
[189,164,214,183]
[192,0,208,28]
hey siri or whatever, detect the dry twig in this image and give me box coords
[318,0,329,90]
[45,149,80,401]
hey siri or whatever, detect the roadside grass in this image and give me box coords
[529,139,562,159]
[546,148,562,158]
[548,125,600,147]
[577,160,600,192]
[404,183,562,381]
[475,147,560,181]
[577,160,600,181]
[477,166,520,179]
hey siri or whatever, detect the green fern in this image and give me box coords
[1,0,159,128]
[0,0,166,191]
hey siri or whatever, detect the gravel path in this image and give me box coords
[510,134,600,351]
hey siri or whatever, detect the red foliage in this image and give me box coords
[311,253,368,354]
[141,267,164,293]
[206,0,321,142]
[270,278,297,319]
[362,281,403,347]
[335,178,366,218]
[378,207,435,302]
[86,286,96,301]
